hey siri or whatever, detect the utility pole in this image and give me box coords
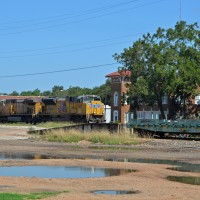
[179,0,182,21]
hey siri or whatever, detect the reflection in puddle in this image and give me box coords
[0,153,200,173]
[0,153,95,160]
[0,166,134,178]
[168,165,200,173]
[0,153,55,160]
[106,158,200,173]
[93,190,138,195]
[167,176,200,185]
[0,185,15,188]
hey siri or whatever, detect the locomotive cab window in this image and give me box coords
[94,96,101,101]
[77,95,101,103]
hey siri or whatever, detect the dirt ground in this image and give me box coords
[0,126,200,200]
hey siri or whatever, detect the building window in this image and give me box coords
[136,111,168,120]
[114,91,118,107]
[162,95,168,104]
[195,94,200,105]
[137,111,145,119]
[113,110,118,122]
[125,112,132,124]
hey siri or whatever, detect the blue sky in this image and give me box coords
[0,0,199,93]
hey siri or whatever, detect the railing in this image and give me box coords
[127,119,200,134]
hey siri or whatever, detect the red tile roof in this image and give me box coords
[105,70,131,77]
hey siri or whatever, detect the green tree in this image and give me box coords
[114,21,200,119]
[42,90,52,97]
[51,85,65,97]
[20,91,33,96]
[66,86,90,97]
[31,88,41,96]
[92,80,111,105]
[20,89,41,96]
[10,91,19,96]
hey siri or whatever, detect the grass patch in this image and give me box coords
[0,122,31,127]
[45,129,85,142]
[0,121,76,129]
[36,121,76,128]
[0,191,67,200]
[40,129,150,145]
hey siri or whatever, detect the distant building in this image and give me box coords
[104,105,111,123]
[105,70,131,124]
[106,70,200,123]
[106,70,170,123]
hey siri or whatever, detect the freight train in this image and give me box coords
[0,95,105,124]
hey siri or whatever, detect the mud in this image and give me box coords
[0,126,199,200]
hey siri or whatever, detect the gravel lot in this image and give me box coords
[0,126,199,200]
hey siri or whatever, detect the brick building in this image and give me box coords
[106,70,200,124]
[106,70,131,124]
[106,70,169,124]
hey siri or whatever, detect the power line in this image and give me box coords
[179,0,182,21]
[0,32,144,55]
[0,40,133,59]
[0,0,166,36]
[0,63,118,79]
[0,0,142,26]
[0,31,148,58]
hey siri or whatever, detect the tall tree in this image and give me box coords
[20,91,33,96]
[51,85,64,97]
[114,21,200,119]
[92,80,111,105]
[10,91,19,96]
[31,88,41,96]
[41,90,52,97]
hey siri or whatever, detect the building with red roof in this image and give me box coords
[106,70,200,123]
[105,70,131,124]
[106,70,169,123]
[105,70,132,78]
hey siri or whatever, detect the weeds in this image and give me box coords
[36,121,75,128]
[0,121,75,129]
[40,129,149,145]
[0,191,68,200]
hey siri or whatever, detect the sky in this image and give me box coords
[0,0,199,94]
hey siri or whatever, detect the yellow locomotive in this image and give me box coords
[0,98,43,123]
[0,95,105,123]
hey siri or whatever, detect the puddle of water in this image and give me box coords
[93,190,138,195]
[167,176,200,185]
[0,153,199,173]
[0,153,94,160]
[0,153,51,160]
[168,165,200,173]
[0,166,133,178]
[0,185,15,188]
[105,158,200,173]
